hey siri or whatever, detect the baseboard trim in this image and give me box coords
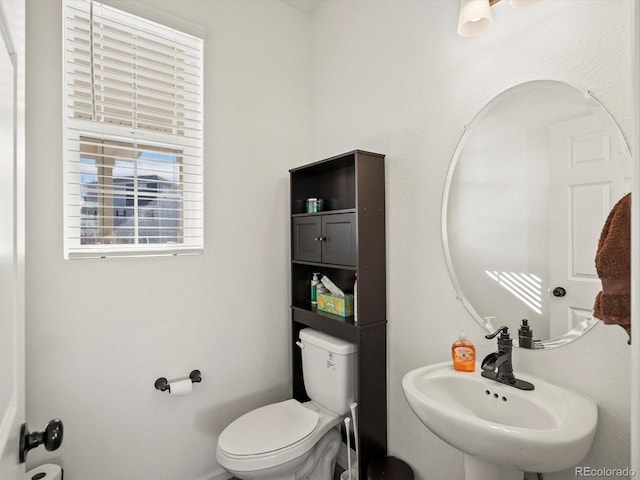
[193,467,231,480]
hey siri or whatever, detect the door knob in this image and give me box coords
[19,419,63,463]
[552,287,567,297]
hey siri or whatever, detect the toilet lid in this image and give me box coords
[218,399,319,456]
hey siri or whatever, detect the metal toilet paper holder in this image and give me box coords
[154,369,201,393]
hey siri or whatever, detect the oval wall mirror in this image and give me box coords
[443,80,632,349]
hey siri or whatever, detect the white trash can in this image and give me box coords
[339,462,358,480]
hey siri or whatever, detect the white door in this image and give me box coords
[0,0,25,478]
[548,112,631,339]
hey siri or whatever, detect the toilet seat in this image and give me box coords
[216,400,341,474]
[218,399,319,456]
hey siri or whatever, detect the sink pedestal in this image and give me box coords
[464,455,523,480]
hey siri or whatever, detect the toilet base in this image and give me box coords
[228,428,341,480]
[297,427,341,480]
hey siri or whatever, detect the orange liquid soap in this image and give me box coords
[452,330,476,372]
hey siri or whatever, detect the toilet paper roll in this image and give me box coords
[169,378,193,396]
[26,463,62,480]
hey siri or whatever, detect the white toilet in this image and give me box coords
[216,328,357,480]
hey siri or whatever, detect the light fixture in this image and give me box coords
[457,0,493,37]
[457,0,540,37]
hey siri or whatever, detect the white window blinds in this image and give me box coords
[63,0,204,258]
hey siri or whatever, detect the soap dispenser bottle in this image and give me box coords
[311,273,320,305]
[452,329,476,372]
[518,319,533,349]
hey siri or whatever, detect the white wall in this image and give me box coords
[25,1,310,478]
[310,1,632,479]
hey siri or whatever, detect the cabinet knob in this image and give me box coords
[315,237,326,242]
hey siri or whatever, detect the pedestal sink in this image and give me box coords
[402,362,597,480]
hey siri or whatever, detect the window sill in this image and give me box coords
[65,246,203,260]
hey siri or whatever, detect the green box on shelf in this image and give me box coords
[317,293,354,317]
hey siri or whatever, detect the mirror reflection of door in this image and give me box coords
[443,80,632,348]
[548,113,631,339]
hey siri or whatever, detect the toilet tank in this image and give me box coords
[299,328,357,416]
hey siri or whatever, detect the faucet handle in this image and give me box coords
[485,326,509,340]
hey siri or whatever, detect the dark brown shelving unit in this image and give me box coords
[289,150,386,480]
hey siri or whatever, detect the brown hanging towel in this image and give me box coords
[593,192,631,342]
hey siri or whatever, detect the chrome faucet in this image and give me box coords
[481,326,534,391]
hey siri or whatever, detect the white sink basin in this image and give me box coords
[402,362,597,477]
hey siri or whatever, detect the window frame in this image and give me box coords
[63,0,204,259]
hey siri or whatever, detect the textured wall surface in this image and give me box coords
[310,1,632,479]
[25,1,310,478]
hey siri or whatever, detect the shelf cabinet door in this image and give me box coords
[293,216,322,262]
[322,213,356,266]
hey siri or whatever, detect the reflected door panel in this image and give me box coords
[548,114,631,339]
